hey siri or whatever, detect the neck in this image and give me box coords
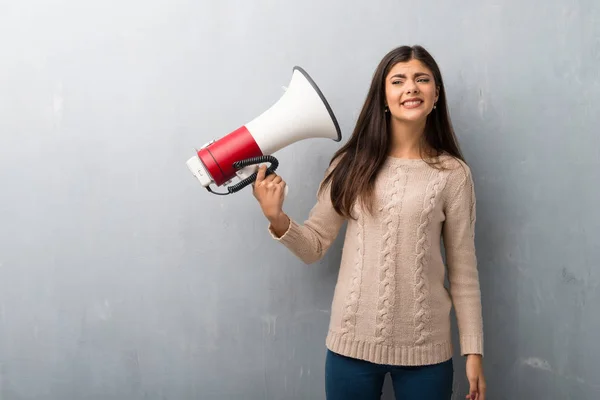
[388,118,427,159]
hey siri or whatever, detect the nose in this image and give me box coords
[405,80,419,94]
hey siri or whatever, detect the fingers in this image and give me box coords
[255,165,279,182]
[251,164,286,199]
[263,179,286,193]
[467,379,477,400]
[255,166,284,185]
[466,378,486,400]
[479,378,486,400]
[255,164,267,184]
[275,180,286,192]
[263,169,279,183]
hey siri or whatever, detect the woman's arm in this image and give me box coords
[443,164,486,399]
[254,163,345,264]
[442,164,484,356]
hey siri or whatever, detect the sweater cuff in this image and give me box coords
[460,335,484,356]
[268,218,299,243]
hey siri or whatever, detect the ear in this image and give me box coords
[435,86,440,103]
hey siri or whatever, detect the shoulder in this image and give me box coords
[437,154,473,185]
[322,153,345,180]
[436,154,475,205]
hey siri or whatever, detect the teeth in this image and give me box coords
[403,101,422,107]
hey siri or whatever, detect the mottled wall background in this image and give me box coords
[1,0,599,399]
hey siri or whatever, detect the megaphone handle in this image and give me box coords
[226,155,279,194]
[235,164,259,181]
[234,163,289,197]
[233,155,279,175]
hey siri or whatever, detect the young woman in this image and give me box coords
[252,45,486,400]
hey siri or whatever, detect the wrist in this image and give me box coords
[267,211,288,226]
[268,212,290,238]
[267,210,286,223]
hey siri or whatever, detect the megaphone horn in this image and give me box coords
[186,66,342,195]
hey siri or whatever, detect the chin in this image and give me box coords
[394,112,429,123]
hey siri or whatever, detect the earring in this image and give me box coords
[433,104,437,110]
[384,106,389,112]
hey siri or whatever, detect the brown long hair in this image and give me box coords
[320,45,465,219]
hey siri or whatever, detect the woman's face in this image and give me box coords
[384,59,439,124]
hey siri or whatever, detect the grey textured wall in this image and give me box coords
[1,0,599,399]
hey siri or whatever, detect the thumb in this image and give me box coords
[255,164,267,184]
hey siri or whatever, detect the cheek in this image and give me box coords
[425,87,438,102]
[386,86,402,104]
[384,86,392,102]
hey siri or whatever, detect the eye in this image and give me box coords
[417,78,430,83]
[392,80,403,85]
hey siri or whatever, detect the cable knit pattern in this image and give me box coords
[340,210,364,338]
[269,155,484,366]
[412,172,448,345]
[375,165,406,343]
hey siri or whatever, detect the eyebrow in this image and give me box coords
[389,72,431,79]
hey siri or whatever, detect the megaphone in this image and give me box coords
[186,66,342,195]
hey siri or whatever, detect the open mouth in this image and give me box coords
[401,99,424,109]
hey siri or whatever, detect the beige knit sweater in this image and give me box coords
[268,154,484,366]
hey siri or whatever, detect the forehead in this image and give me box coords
[386,59,433,77]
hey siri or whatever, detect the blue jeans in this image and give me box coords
[325,350,453,400]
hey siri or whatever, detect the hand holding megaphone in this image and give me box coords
[252,164,289,220]
[233,158,289,198]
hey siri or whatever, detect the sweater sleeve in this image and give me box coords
[442,165,484,356]
[267,164,346,264]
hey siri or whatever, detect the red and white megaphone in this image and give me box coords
[186,66,342,195]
